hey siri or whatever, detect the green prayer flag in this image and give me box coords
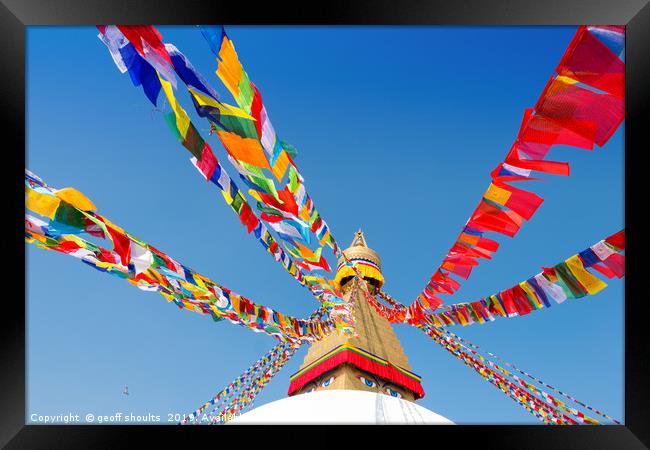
[554,262,588,298]
[53,202,85,229]
[280,139,299,158]
[164,112,183,142]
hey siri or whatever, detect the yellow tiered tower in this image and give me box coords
[287,230,424,401]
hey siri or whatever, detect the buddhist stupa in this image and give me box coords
[232,231,453,424]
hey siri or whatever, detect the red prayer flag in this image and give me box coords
[427,281,453,295]
[505,144,570,176]
[557,26,624,99]
[605,230,625,250]
[260,212,284,223]
[98,248,118,264]
[490,163,545,184]
[197,144,218,180]
[475,236,500,252]
[493,180,545,220]
[535,77,624,147]
[602,252,625,278]
[500,290,518,316]
[441,262,473,280]
[258,187,300,217]
[511,285,534,315]
[117,25,172,64]
[246,214,260,234]
[54,240,81,254]
[105,224,131,266]
[469,200,523,237]
[250,83,264,138]
[444,255,480,267]
[517,108,594,159]
[239,202,253,225]
[590,262,617,279]
[450,242,493,260]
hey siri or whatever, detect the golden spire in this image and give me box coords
[288,231,424,401]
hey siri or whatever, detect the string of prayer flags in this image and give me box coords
[25,171,338,343]
[196,25,342,271]
[217,342,298,422]
[184,341,299,424]
[424,230,624,328]
[420,325,573,424]
[440,327,621,424]
[100,26,345,282]
[98,25,356,335]
[413,25,625,312]
[419,324,613,424]
[25,217,332,343]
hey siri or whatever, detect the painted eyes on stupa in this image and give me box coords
[321,376,335,388]
[358,376,377,388]
[385,387,403,399]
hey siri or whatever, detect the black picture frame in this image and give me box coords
[3,0,648,447]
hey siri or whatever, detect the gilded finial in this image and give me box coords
[351,229,368,248]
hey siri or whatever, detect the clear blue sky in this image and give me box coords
[26,26,624,424]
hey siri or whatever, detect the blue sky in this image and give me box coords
[26,26,624,424]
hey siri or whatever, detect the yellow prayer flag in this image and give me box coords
[247,190,262,203]
[187,87,253,120]
[221,190,234,205]
[192,274,208,291]
[54,187,97,211]
[25,188,61,218]
[160,291,175,303]
[158,73,191,137]
[565,255,607,295]
[484,183,512,206]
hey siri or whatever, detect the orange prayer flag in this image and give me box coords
[271,150,290,181]
[217,131,270,169]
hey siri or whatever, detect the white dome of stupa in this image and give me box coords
[230,389,454,425]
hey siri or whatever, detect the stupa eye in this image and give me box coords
[385,388,402,399]
[358,376,377,388]
[321,376,335,387]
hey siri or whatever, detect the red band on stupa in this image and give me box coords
[287,345,425,399]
